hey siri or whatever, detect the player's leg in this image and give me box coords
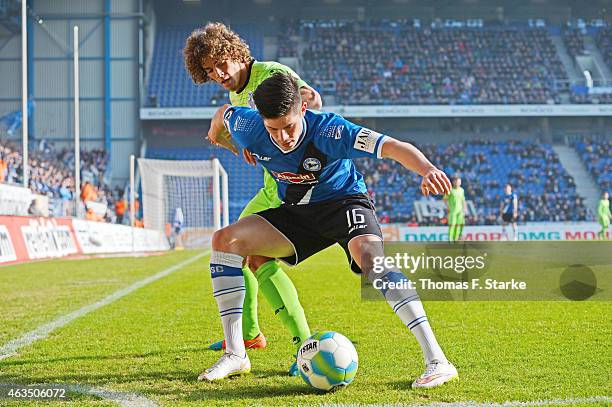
[254,170,311,352]
[207,190,268,350]
[447,218,456,242]
[250,255,311,375]
[348,234,458,388]
[199,215,295,381]
[210,180,312,362]
[512,219,518,241]
[448,212,459,242]
[599,219,609,240]
[455,213,465,241]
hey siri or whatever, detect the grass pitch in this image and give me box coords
[0,247,610,406]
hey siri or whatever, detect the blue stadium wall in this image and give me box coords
[0,0,142,185]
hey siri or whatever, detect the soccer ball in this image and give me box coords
[297,331,358,391]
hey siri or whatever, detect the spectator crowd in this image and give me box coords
[355,139,590,225]
[284,19,567,105]
[574,138,612,194]
[0,138,131,224]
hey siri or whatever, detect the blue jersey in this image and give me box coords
[502,193,517,214]
[223,107,388,205]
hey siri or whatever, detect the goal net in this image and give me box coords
[136,158,229,248]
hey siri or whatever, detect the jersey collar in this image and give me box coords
[235,59,255,95]
[268,116,308,154]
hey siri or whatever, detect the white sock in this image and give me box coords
[371,269,447,364]
[210,251,246,358]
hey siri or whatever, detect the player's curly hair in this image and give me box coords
[183,22,252,84]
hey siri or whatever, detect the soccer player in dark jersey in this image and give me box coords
[184,23,320,373]
[500,184,518,241]
[199,73,458,388]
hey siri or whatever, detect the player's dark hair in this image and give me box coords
[253,72,301,119]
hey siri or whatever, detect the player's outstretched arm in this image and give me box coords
[381,138,451,196]
[207,104,238,155]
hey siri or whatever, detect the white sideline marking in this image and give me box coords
[0,251,209,360]
[68,384,159,407]
[328,396,612,407]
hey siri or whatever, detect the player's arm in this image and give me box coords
[380,138,451,196]
[317,117,449,196]
[300,84,322,110]
[272,63,322,110]
[214,105,260,154]
[207,104,238,155]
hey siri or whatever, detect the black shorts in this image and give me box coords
[255,194,382,274]
[502,213,517,223]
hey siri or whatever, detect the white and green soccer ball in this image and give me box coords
[297,331,359,391]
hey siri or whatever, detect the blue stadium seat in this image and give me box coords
[147,25,263,108]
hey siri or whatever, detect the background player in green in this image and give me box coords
[444,176,466,242]
[184,22,321,373]
[597,191,611,240]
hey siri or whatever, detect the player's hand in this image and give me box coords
[421,168,452,196]
[242,149,257,166]
[206,127,238,155]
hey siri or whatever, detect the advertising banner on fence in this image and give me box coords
[20,217,79,259]
[71,219,170,254]
[0,184,33,216]
[0,215,169,265]
[0,216,79,264]
[396,222,611,241]
[0,225,17,263]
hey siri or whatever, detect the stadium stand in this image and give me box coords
[562,27,587,59]
[596,27,612,68]
[569,26,612,104]
[0,138,123,221]
[146,20,612,107]
[146,139,589,225]
[277,18,300,58]
[358,140,588,224]
[573,138,612,194]
[146,25,263,107]
[287,20,567,105]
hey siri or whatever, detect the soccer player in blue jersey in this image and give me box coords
[500,184,518,241]
[199,73,458,388]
